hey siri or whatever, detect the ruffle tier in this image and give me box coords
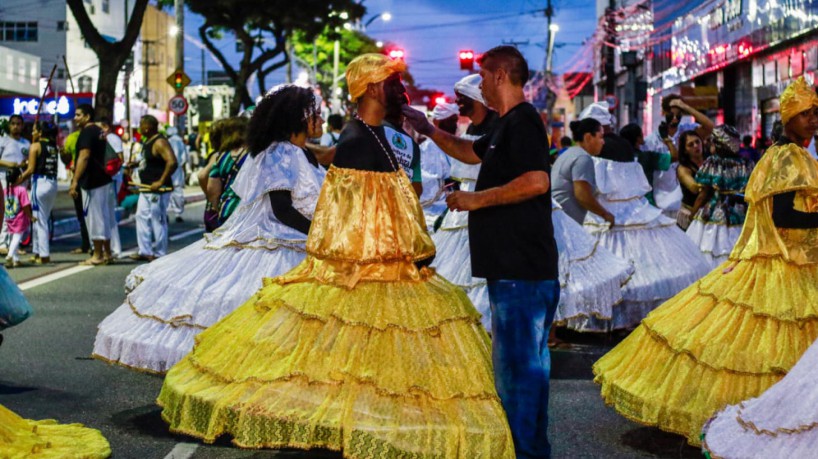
[94,242,307,373]
[157,276,514,458]
[686,219,743,269]
[551,207,634,331]
[583,222,710,330]
[593,257,818,446]
[0,404,111,458]
[703,331,818,458]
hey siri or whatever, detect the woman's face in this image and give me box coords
[685,135,702,158]
[583,128,605,156]
[32,125,41,142]
[307,113,324,139]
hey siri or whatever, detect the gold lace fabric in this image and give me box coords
[731,143,818,265]
[0,404,111,458]
[157,165,516,457]
[281,166,436,288]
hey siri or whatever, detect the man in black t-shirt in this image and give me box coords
[70,104,117,265]
[403,46,557,458]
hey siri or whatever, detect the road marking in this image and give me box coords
[163,442,199,459]
[170,228,204,241]
[19,227,204,291]
[19,265,95,291]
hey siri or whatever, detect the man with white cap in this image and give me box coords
[418,103,457,225]
[455,73,497,140]
[580,101,636,162]
[165,126,189,222]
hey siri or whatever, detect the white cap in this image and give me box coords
[432,102,459,120]
[454,74,485,105]
[579,102,613,126]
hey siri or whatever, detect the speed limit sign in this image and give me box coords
[168,95,188,115]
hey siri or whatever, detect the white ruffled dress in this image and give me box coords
[552,199,634,331]
[93,142,326,373]
[703,337,818,458]
[418,138,451,230]
[430,155,490,328]
[583,158,711,330]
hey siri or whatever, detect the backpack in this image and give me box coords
[102,139,123,177]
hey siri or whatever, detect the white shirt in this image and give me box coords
[106,133,124,154]
[0,135,31,170]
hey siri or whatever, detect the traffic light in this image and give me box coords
[173,71,184,91]
[434,95,448,106]
[388,48,405,60]
[114,125,125,137]
[459,50,474,71]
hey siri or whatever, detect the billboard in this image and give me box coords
[0,94,94,118]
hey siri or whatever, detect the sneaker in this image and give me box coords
[0,248,7,256]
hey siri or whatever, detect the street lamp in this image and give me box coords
[547,24,559,74]
[364,12,392,29]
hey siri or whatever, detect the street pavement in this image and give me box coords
[1,197,702,458]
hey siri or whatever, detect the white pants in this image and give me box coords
[136,192,170,257]
[85,183,117,241]
[31,176,58,258]
[168,169,185,216]
[6,232,22,262]
[108,183,121,257]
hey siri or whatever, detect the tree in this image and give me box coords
[291,29,416,111]
[189,0,364,115]
[66,0,151,121]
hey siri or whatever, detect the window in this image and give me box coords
[102,0,109,14]
[57,21,68,31]
[57,69,66,79]
[78,75,93,93]
[0,22,38,42]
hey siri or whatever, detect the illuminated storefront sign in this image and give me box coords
[0,94,93,118]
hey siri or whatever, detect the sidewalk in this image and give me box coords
[51,182,205,239]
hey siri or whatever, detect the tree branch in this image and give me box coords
[199,23,239,81]
[66,0,108,54]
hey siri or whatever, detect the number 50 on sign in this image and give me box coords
[168,95,188,115]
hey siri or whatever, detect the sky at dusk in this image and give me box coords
[182,0,598,98]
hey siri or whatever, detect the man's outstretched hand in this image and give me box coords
[401,106,435,136]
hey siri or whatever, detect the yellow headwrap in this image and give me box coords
[780,76,818,125]
[346,53,407,101]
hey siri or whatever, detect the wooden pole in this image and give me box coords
[35,64,58,125]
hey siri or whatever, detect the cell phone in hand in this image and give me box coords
[658,122,669,139]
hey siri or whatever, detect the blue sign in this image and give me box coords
[0,95,93,118]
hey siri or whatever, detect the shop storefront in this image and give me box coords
[649,0,818,142]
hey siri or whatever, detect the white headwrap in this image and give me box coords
[432,102,459,120]
[579,102,613,126]
[165,126,178,136]
[454,74,485,105]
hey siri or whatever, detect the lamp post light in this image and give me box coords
[363,12,392,30]
[547,23,559,75]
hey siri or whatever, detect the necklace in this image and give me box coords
[354,115,417,204]
[355,115,399,172]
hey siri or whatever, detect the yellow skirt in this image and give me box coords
[0,404,111,458]
[593,257,818,445]
[157,274,515,458]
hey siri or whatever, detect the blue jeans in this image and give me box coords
[488,279,560,459]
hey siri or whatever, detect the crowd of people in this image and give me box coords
[0,45,817,459]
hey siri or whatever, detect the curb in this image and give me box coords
[51,192,205,239]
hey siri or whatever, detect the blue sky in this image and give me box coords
[182,0,598,98]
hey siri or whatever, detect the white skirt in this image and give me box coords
[686,219,743,269]
[704,338,818,458]
[93,239,306,373]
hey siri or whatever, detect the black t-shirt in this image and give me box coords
[470,102,558,281]
[599,132,636,162]
[333,118,400,173]
[466,110,498,137]
[75,124,112,190]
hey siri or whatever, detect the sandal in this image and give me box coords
[79,258,108,266]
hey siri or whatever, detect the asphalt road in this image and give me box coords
[1,199,701,459]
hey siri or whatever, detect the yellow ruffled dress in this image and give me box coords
[157,166,515,458]
[593,142,818,446]
[0,404,111,458]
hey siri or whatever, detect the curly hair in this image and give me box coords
[246,85,318,156]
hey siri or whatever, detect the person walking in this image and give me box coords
[404,45,559,458]
[18,122,59,264]
[131,115,177,261]
[0,115,30,254]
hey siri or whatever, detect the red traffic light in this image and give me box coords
[434,95,448,105]
[114,126,125,137]
[459,49,475,71]
[388,48,405,60]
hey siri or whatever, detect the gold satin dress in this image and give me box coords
[157,166,515,458]
[0,404,111,458]
[593,143,818,445]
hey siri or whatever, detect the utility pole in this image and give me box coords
[330,40,340,114]
[201,48,206,86]
[604,0,616,97]
[174,0,184,129]
[544,0,554,140]
[124,0,131,125]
